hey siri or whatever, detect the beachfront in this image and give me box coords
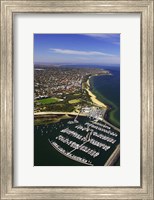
[86,76,107,109]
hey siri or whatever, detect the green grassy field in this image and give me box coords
[34,90,91,113]
[36,97,62,105]
[68,99,81,104]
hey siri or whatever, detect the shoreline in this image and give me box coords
[34,111,87,117]
[34,73,120,128]
[34,111,120,132]
[85,75,107,109]
[87,74,120,128]
[34,73,118,128]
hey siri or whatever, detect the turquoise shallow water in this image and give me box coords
[90,68,120,128]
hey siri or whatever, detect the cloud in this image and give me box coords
[83,34,111,39]
[113,42,120,45]
[83,34,120,39]
[83,34,120,45]
[50,48,113,56]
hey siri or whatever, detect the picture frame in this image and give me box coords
[0,0,153,199]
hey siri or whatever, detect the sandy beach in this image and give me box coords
[86,77,107,109]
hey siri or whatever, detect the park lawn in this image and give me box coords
[73,93,81,97]
[36,97,62,105]
[68,99,81,104]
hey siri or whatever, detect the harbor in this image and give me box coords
[34,114,120,166]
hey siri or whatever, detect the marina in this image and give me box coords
[34,115,120,166]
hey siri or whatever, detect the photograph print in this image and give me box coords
[34,34,120,166]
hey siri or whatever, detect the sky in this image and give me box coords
[34,34,120,66]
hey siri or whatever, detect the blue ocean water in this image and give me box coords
[90,67,120,128]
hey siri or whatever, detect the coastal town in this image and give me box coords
[34,65,110,114]
[34,65,110,100]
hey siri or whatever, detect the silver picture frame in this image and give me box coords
[0,0,153,199]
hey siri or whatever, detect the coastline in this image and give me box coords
[85,76,107,109]
[87,74,120,128]
[34,72,120,128]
